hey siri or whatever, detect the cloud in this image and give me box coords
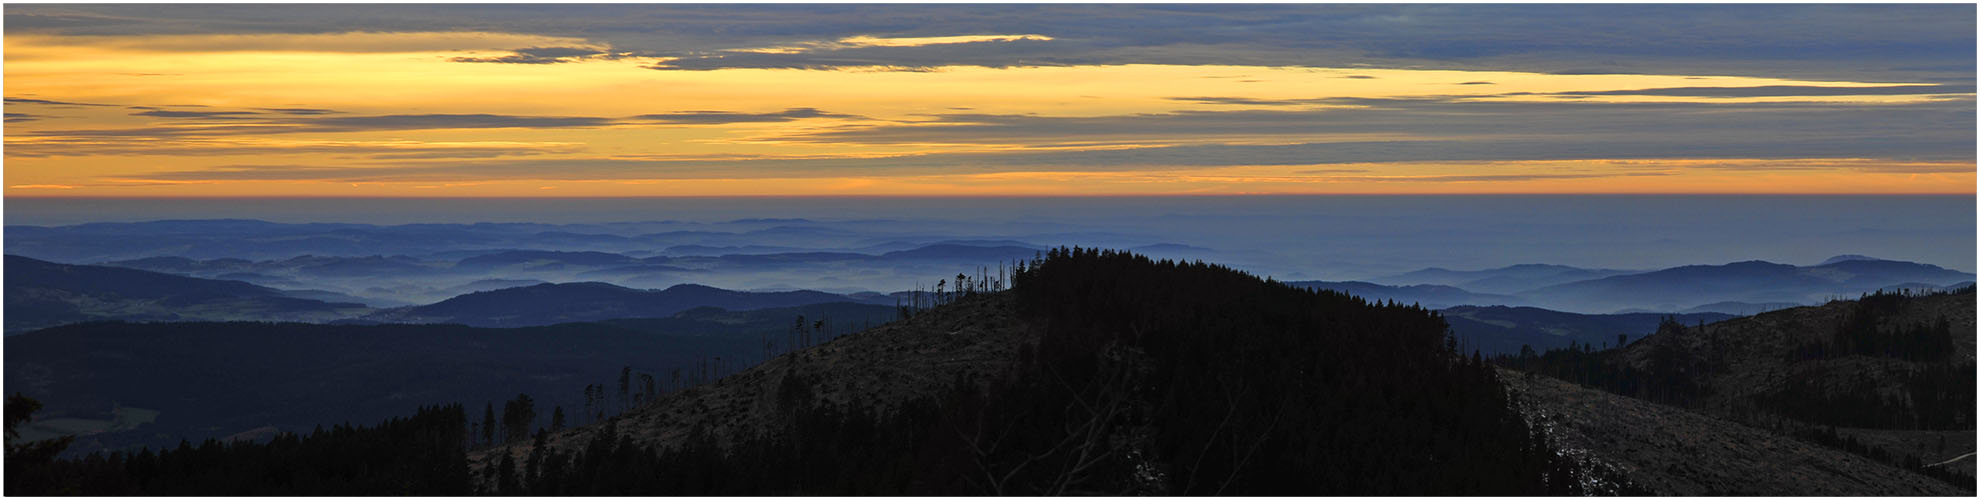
[255,108,340,115]
[627,108,856,124]
[117,134,1974,184]
[6,97,114,107]
[6,112,46,123]
[839,34,1052,48]
[450,46,618,64]
[132,109,265,119]
[4,138,582,159]
[759,97,1975,165]
[26,113,620,138]
[1546,84,1975,98]
[23,101,862,142]
[1167,96,1331,106]
[1306,172,1675,183]
[9,31,604,55]
[302,114,615,131]
[18,90,1968,175]
[724,34,1054,56]
[646,39,1072,71]
[6,5,1971,81]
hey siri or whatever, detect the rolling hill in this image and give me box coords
[1441,306,1734,356]
[1284,280,1524,309]
[3,255,368,333]
[1517,258,1974,313]
[362,282,895,328]
[1369,263,1638,294]
[3,301,895,457]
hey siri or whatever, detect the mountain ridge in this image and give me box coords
[363,281,895,328]
[3,255,367,333]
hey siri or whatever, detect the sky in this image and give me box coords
[3,4,1975,197]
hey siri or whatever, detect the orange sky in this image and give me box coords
[6,18,1974,196]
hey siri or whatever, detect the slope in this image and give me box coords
[1498,288,1976,490]
[1502,369,1964,495]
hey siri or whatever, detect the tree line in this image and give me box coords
[7,397,470,495]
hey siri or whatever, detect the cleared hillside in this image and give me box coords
[1502,369,1965,495]
[1497,288,1976,492]
[1616,288,1974,428]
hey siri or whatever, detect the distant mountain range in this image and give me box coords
[3,255,367,333]
[91,243,1044,305]
[15,249,1971,344]
[1282,280,1524,309]
[5,253,1737,358]
[4,255,898,333]
[1515,258,1973,313]
[362,282,896,328]
[1350,256,1973,314]
[1367,263,1639,294]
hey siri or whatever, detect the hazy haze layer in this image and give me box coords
[9,195,1970,279]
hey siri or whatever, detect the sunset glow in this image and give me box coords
[6,5,1973,196]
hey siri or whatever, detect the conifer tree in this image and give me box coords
[481,402,497,445]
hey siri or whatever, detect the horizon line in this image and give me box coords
[8,193,1976,200]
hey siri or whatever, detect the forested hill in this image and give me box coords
[1505,287,1974,429]
[1498,287,1976,490]
[464,247,1613,495]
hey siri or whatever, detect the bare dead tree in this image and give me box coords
[954,345,1141,495]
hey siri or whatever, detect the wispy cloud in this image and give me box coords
[1307,172,1673,183]
[22,5,1957,79]
[768,97,1975,165]
[450,46,635,64]
[1543,84,1973,98]
[627,108,858,124]
[131,109,265,120]
[5,4,1972,196]
[6,97,114,107]
[115,138,1975,184]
